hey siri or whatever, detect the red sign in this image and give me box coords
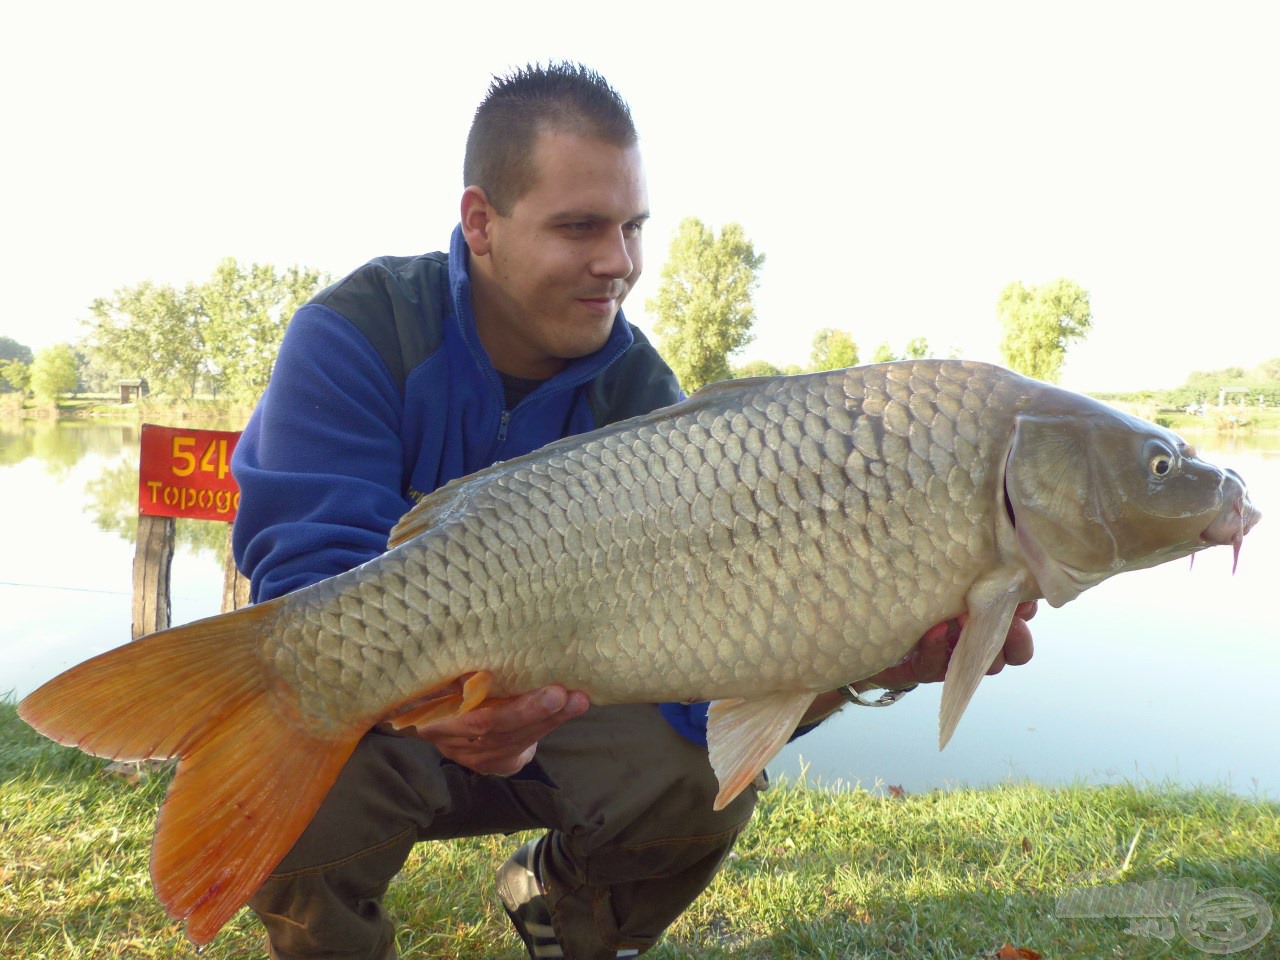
[138,424,242,521]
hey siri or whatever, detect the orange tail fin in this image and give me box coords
[18,599,368,946]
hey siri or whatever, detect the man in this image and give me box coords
[232,62,1035,960]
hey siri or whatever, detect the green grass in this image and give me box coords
[3,702,1277,959]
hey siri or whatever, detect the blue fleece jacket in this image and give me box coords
[231,226,719,744]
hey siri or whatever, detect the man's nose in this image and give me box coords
[590,227,635,278]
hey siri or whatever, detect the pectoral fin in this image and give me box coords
[706,691,816,810]
[938,572,1028,749]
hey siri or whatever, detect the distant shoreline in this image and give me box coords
[5,389,1279,436]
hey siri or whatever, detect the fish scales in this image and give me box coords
[265,361,1007,729]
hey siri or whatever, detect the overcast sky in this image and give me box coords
[3,0,1277,391]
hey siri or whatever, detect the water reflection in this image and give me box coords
[1,420,225,699]
[0,418,230,557]
[0,419,138,472]
[85,458,231,557]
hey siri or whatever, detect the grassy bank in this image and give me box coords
[3,702,1277,959]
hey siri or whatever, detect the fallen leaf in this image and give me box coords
[1021,836,1033,855]
[887,784,906,799]
[994,944,1041,959]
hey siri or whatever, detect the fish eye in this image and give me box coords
[1143,438,1177,480]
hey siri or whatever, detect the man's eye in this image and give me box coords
[563,222,593,233]
[623,221,644,237]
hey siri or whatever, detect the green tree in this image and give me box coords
[903,336,930,359]
[1255,357,1280,381]
[997,278,1092,383]
[86,281,206,397]
[1,358,29,393]
[731,359,783,379]
[871,342,897,364]
[29,344,79,402]
[0,336,33,365]
[871,337,930,364]
[78,350,130,395]
[648,218,765,392]
[200,258,326,402]
[809,328,859,372]
[82,260,326,402]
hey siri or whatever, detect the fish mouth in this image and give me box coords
[1199,469,1261,573]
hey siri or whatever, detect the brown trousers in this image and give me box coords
[248,704,759,960]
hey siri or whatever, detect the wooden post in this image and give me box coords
[117,514,178,780]
[132,514,174,639]
[221,523,252,612]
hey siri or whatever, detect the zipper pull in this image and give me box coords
[496,410,511,443]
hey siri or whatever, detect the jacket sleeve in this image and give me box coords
[231,305,411,603]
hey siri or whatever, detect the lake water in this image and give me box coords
[2,420,1276,798]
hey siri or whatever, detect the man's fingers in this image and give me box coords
[458,688,564,738]
[1001,614,1035,667]
[905,600,1039,684]
[984,601,1038,674]
[409,684,591,776]
[910,629,952,684]
[432,685,586,739]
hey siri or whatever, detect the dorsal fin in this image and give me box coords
[687,375,776,398]
[387,478,480,550]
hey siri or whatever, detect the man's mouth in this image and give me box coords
[576,293,620,314]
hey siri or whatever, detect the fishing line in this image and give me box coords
[0,580,130,596]
[1,579,217,600]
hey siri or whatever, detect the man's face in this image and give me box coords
[467,129,649,379]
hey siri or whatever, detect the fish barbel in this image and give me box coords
[19,359,1260,944]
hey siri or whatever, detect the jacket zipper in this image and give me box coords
[488,336,631,455]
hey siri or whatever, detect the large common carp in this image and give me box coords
[20,359,1259,944]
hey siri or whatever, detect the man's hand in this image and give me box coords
[801,601,1038,724]
[393,684,589,776]
[871,600,1038,690]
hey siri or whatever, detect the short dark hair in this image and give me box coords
[464,62,638,215]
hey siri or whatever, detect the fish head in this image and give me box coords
[1002,403,1260,607]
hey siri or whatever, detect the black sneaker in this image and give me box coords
[496,838,640,959]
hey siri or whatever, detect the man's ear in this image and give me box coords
[460,186,497,256]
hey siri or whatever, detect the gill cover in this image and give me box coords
[1003,413,1115,607]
